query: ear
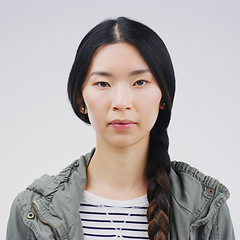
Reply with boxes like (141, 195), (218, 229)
(159, 100), (166, 110)
(76, 95), (88, 114)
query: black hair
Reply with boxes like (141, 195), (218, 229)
(68, 17), (175, 240)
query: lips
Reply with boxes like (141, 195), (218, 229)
(109, 119), (136, 130)
(110, 119), (136, 124)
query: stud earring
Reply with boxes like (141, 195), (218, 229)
(81, 107), (85, 114)
(160, 101), (166, 110)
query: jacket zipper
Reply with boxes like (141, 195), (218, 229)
(30, 202), (59, 240)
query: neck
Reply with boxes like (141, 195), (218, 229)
(85, 137), (149, 200)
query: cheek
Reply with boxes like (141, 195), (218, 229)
(82, 88), (95, 121)
(82, 88), (107, 126)
(142, 87), (162, 106)
(140, 90), (162, 125)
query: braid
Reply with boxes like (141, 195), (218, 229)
(147, 128), (171, 240)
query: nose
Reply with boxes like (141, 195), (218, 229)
(111, 83), (133, 111)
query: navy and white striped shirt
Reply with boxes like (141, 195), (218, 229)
(79, 190), (149, 239)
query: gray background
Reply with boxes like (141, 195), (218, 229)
(1, 0), (239, 238)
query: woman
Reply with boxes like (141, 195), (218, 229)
(7, 17), (235, 239)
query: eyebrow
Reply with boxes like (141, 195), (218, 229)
(129, 69), (151, 76)
(90, 69), (151, 77)
(90, 71), (112, 77)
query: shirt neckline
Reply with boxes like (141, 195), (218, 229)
(83, 190), (148, 207)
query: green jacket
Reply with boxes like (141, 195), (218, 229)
(6, 149), (235, 239)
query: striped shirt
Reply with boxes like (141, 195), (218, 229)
(79, 190), (149, 239)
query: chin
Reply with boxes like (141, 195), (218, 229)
(107, 136), (148, 150)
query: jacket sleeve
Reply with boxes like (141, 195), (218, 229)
(6, 196), (36, 240)
(213, 202), (235, 240)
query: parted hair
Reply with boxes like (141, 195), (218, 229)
(68, 17), (176, 239)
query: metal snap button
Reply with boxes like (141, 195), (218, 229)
(73, 162), (79, 167)
(27, 212), (35, 219)
(207, 188), (214, 195)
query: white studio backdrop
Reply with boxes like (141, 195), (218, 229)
(1, 0), (239, 238)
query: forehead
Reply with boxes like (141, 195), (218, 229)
(88, 43), (149, 73)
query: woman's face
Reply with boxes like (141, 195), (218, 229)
(82, 43), (163, 149)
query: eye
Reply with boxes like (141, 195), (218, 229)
(134, 79), (147, 86)
(95, 81), (110, 88)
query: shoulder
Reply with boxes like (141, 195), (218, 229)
(169, 160), (230, 215)
(11, 149), (93, 213)
(7, 150), (93, 239)
(168, 161), (235, 239)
